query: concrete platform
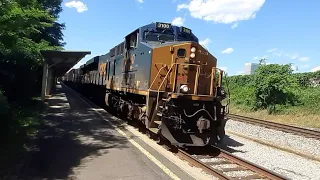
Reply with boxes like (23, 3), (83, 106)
(24, 83), (195, 180)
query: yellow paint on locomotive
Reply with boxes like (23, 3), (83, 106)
(99, 63), (106, 76)
(100, 41), (220, 100)
(150, 42), (218, 97)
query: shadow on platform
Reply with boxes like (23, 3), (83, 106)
(20, 85), (129, 179)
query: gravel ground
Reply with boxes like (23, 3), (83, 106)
(219, 129), (320, 180)
(225, 119), (320, 159)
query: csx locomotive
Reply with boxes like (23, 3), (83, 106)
(63, 22), (228, 147)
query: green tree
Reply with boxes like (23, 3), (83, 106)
(35, 0), (66, 47)
(0, 0), (64, 100)
(253, 63), (299, 113)
(0, 0), (65, 175)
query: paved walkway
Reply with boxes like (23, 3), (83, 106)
(21, 83), (193, 180)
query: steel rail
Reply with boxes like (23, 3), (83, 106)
(177, 148), (287, 180)
(217, 148), (286, 180)
(228, 114), (320, 140)
(177, 149), (230, 180)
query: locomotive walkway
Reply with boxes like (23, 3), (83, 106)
(20, 82), (194, 180)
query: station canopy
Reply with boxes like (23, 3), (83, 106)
(40, 50), (91, 77)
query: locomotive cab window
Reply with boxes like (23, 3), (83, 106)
(177, 33), (198, 42)
(177, 48), (186, 58)
(144, 29), (174, 42)
(130, 34), (137, 48)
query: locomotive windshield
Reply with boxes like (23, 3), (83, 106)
(144, 29), (174, 42)
(177, 33), (198, 42)
(177, 27), (198, 42)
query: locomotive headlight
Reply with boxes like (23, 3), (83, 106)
(191, 47), (196, 53)
(180, 85), (189, 93)
(190, 53), (196, 58)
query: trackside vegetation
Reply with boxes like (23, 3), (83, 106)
(0, 0), (65, 176)
(226, 60), (320, 128)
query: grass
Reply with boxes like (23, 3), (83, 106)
(229, 105), (320, 129)
(228, 86), (320, 129)
(0, 97), (46, 177)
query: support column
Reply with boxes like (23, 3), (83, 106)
(46, 68), (55, 96)
(46, 69), (51, 96)
(41, 61), (49, 101)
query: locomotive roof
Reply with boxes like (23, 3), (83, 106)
(78, 22), (200, 68)
(86, 56), (99, 65)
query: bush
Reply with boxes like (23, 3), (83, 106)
(224, 63), (316, 114)
(253, 63), (299, 113)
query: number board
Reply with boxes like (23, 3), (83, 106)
(156, 22), (171, 29)
(181, 27), (191, 34)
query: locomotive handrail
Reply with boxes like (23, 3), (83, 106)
(153, 63), (225, 111)
(155, 63), (201, 110)
(210, 67), (214, 96)
(148, 64), (168, 91)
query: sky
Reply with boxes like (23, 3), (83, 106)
(59, 0), (320, 76)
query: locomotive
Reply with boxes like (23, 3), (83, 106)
(63, 22), (228, 147)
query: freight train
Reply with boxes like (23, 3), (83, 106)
(63, 22), (229, 147)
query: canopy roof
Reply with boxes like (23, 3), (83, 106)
(40, 50), (91, 77)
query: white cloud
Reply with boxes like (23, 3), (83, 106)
(266, 48), (278, 53)
(231, 22), (239, 29)
(65, 1), (88, 13)
(177, 0), (265, 24)
(301, 64), (310, 69)
(299, 57), (310, 62)
(253, 55), (268, 60)
(172, 17), (185, 26)
(137, 0), (143, 3)
(273, 50), (283, 57)
(221, 48), (234, 54)
(311, 66), (320, 72)
(285, 53), (299, 60)
(266, 48), (310, 62)
(199, 38), (211, 48)
(177, 4), (188, 10)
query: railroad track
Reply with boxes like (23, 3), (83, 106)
(177, 147), (287, 180)
(228, 114), (320, 140)
(64, 85), (288, 179)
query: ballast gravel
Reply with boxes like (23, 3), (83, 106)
(225, 119), (320, 159)
(220, 120), (320, 180)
